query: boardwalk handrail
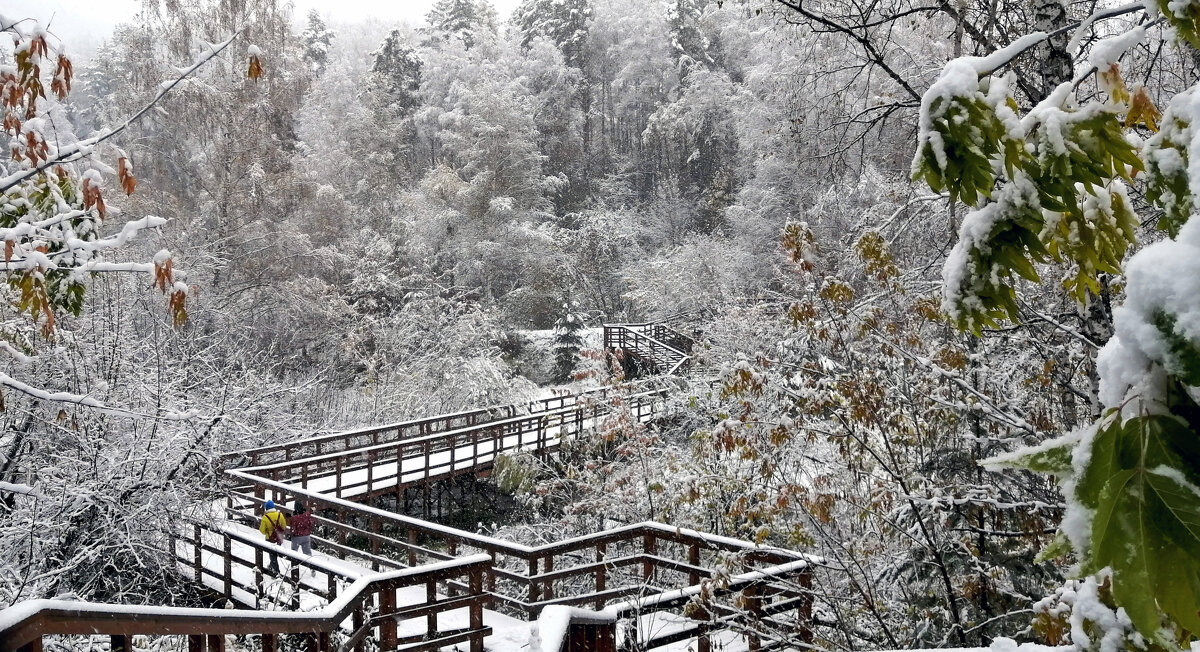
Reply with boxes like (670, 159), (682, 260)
(0, 555), (493, 652)
(604, 324), (692, 376)
(224, 387), (627, 468)
(224, 469), (817, 628)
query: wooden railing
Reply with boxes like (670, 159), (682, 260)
(2, 335), (816, 652)
(224, 388), (623, 469)
(604, 324), (692, 376)
(0, 555), (493, 652)
(222, 472), (815, 638)
(236, 391), (663, 501)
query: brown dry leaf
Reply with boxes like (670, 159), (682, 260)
(247, 55), (263, 82)
(117, 156), (137, 195)
(1125, 85), (1161, 132)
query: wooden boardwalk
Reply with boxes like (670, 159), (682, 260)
(2, 322), (817, 652)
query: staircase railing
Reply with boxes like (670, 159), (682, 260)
(0, 555), (493, 652)
(603, 324), (692, 376)
(222, 471), (816, 641)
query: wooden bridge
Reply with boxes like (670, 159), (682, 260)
(1, 322), (817, 652)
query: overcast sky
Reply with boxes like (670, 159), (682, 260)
(8, 0), (522, 54)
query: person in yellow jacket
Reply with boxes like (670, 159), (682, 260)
(258, 499), (288, 573)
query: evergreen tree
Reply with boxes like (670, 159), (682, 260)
(301, 9), (335, 77)
(513, 0), (592, 71)
(362, 30), (424, 189)
(552, 300), (586, 382)
(667, 0), (717, 75)
(426, 0), (497, 50)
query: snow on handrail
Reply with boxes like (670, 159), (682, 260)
(0, 554), (492, 652)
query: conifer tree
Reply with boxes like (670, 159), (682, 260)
(552, 300), (586, 382)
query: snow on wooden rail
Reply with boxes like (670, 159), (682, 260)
(0, 554), (493, 652)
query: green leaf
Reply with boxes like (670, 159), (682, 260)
(1035, 530), (1073, 563)
(984, 433), (1077, 476)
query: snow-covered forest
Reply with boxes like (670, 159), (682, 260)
(4, 0), (1200, 650)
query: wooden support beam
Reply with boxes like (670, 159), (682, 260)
(642, 534), (656, 581)
(379, 588), (397, 650)
(223, 535), (233, 599)
(470, 566), (485, 652)
(688, 542), (701, 585)
(426, 579), (437, 637)
(207, 634), (226, 652)
(594, 542), (607, 610)
(261, 633), (277, 652)
(193, 524), (203, 583)
(109, 637), (130, 652)
(188, 635), (204, 652)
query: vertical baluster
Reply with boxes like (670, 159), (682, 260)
(261, 633), (277, 652)
(689, 541), (701, 586)
(207, 634), (226, 652)
(223, 534), (233, 599)
(352, 606), (366, 652)
(188, 635), (204, 652)
(799, 567), (814, 645)
(110, 635), (130, 652)
(379, 587), (397, 650)
(744, 583), (761, 652)
(366, 448), (374, 495)
(334, 456), (343, 499)
(642, 534), (656, 582)
(426, 579), (438, 638)
(527, 556), (540, 619)
(544, 555), (555, 600)
(408, 528), (418, 566)
(594, 542), (607, 610)
(193, 523), (203, 583)
(470, 565), (485, 652)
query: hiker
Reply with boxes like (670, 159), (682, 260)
(289, 501), (315, 555)
(258, 499), (288, 573)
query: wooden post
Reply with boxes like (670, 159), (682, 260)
(352, 607), (366, 652)
(188, 635), (204, 652)
(744, 584), (761, 652)
(16, 638), (43, 652)
(110, 636), (130, 652)
(527, 556), (540, 619)
(544, 555), (555, 600)
(366, 449), (374, 494)
(595, 542), (607, 610)
(317, 632), (332, 652)
(193, 523), (203, 582)
(223, 534), (233, 599)
(799, 567), (814, 645)
(261, 633), (277, 652)
(207, 634), (226, 652)
(470, 566), (485, 652)
(407, 528), (418, 566)
(688, 541), (701, 585)
(427, 579), (438, 636)
(698, 622), (711, 652)
(642, 534), (656, 582)
(334, 457), (343, 498)
(337, 508), (347, 547)
(488, 552), (498, 596)
(291, 562), (302, 610)
(379, 588), (398, 650)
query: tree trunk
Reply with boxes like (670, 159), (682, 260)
(1032, 0), (1072, 102)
